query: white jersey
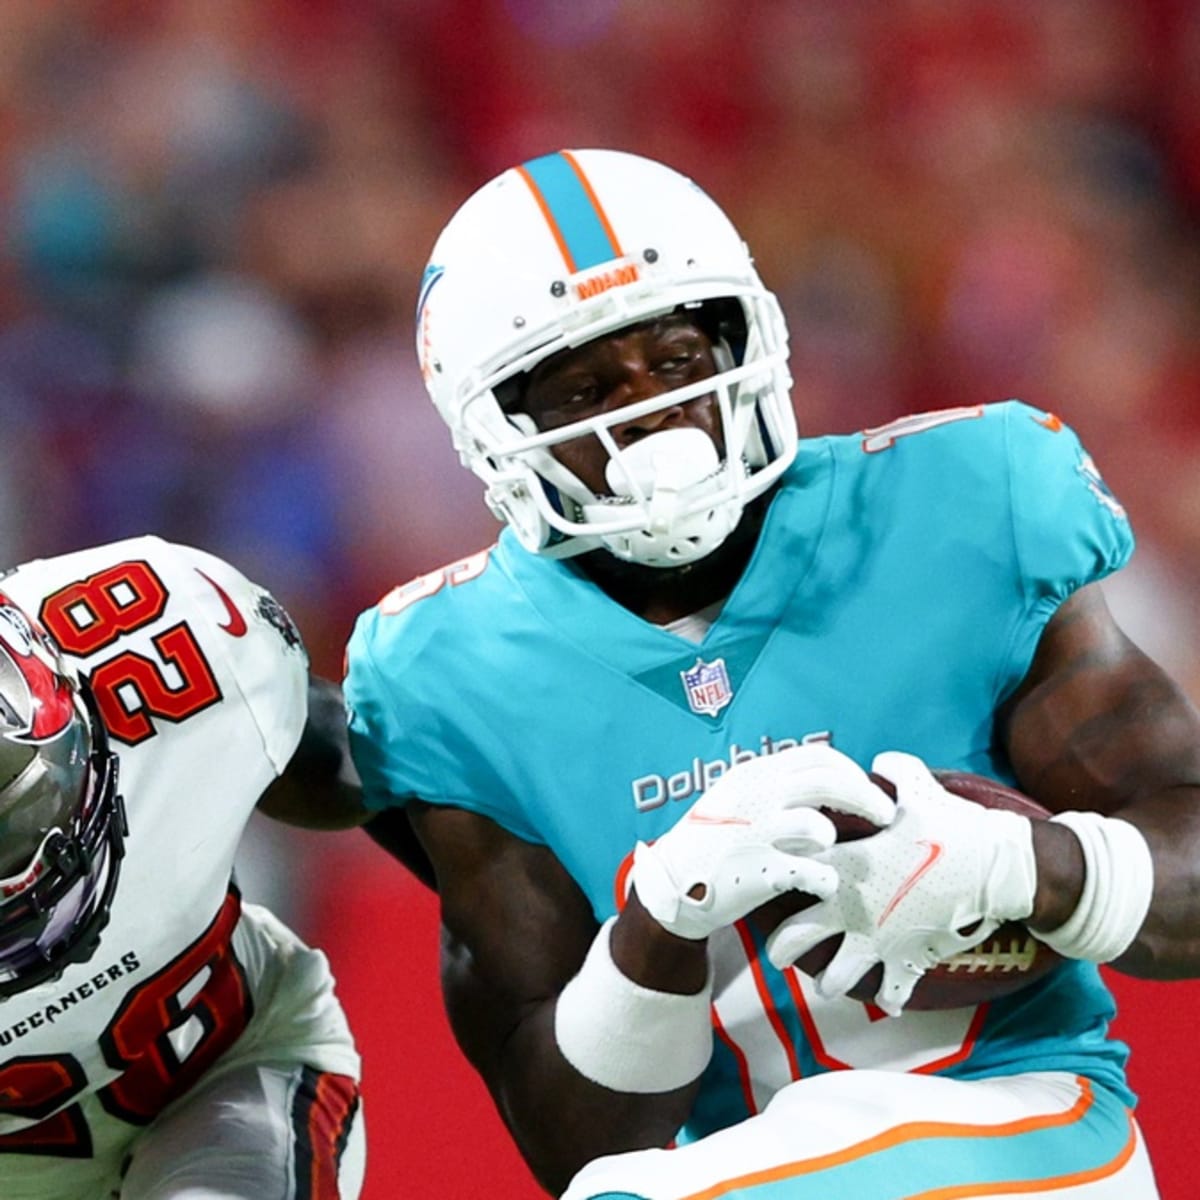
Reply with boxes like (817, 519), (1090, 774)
(0, 537), (360, 1194)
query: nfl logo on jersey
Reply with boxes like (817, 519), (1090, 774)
(680, 657), (733, 717)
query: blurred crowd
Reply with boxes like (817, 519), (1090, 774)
(2, 8), (1198, 1193)
(1, 0), (1198, 725)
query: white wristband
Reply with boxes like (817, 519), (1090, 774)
(554, 918), (713, 1094)
(1038, 811), (1154, 963)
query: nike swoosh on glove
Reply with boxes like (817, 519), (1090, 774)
(765, 751), (1038, 1017)
(631, 743), (895, 941)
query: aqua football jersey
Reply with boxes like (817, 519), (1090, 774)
(345, 400), (1137, 1142)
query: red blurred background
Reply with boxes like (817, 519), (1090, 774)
(2, 1), (1197, 1195)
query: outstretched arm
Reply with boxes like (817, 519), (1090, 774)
(1002, 581), (1200, 977)
(258, 675), (438, 887)
(258, 675), (369, 829)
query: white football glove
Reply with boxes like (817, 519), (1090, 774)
(765, 752), (1038, 1017)
(631, 743), (895, 941)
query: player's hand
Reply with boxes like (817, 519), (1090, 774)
(631, 743), (895, 941)
(765, 752), (1038, 1017)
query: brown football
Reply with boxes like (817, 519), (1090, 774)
(745, 769), (1065, 1010)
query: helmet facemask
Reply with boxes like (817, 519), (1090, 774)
(459, 292), (794, 568)
(0, 599), (125, 996)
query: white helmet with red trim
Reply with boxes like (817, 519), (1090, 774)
(416, 148), (796, 566)
(0, 592), (124, 996)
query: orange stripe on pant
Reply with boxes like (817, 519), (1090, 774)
(675, 1077), (1118, 1200)
(910, 1122), (1137, 1199)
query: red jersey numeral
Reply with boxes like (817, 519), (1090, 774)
(0, 1057), (91, 1158)
(0, 892), (253, 1155)
(99, 891), (252, 1124)
(39, 560), (221, 746)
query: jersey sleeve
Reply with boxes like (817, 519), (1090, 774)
(1001, 401), (1134, 680)
(176, 543), (310, 773)
(343, 609), (434, 810)
(343, 604), (545, 843)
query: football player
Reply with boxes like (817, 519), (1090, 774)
(341, 149), (1200, 1197)
(0, 536), (364, 1199)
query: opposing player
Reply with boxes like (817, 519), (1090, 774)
(0, 536), (364, 1199)
(344, 149), (1200, 1197)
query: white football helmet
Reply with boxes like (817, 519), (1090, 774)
(0, 592), (124, 996)
(416, 148), (797, 566)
